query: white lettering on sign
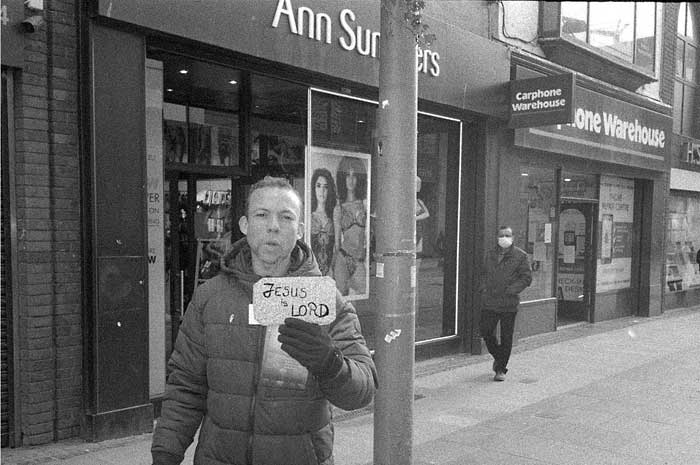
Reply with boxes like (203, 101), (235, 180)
(271, 0), (441, 76)
(252, 276), (337, 325)
(512, 86), (567, 112)
(556, 107), (665, 149)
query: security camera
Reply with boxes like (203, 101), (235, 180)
(20, 15), (44, 33)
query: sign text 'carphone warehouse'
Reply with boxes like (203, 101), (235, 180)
(271, 0), (441, 76)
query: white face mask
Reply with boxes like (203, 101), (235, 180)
(498, 236), (513, 249)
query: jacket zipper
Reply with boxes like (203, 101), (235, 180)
(246, 325), (266, 464)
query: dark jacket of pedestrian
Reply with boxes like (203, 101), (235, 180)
(151, 238), (377, 465)
(481, 245), (533, 312)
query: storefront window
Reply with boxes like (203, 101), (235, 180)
(309, 90), (460, 346)
(516, 165), (557, 301)
(666, 194), (700, 292)
(158, 55), (242, 167)
(560, 2), (656, 72)
(415, 114), (460, 341)
(251, 75), (307, 179)
(597, 175), (634, 292)
(311, 92), (375, 153)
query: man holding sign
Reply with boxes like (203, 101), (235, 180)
(152, 177), (377, 465)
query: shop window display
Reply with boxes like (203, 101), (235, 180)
(666, 194), (700, 292)
(597, 175), (634, 292)
(251, 75), (307, 178)
(309, 90), (460, 344)
(515, 165), (557, 302)
(159, 55), (241, 167)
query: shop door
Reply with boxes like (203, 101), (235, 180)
(164, 173), (242, 358)
(557, 201), (597, 325)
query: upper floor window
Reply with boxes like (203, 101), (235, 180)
(561, 2), (656, 72)
(676, 2), (697, 83)
(674, 3), (698, 136)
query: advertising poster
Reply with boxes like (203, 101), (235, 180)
(557, 261), (585, 301)
(306, 147), (371, 300)
(558, 208), (586, 301)
(596, 176), (634, 293)
(146, 60), (166, 397)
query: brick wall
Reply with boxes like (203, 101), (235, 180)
(660, 3), (679, 107)
(14, 0), (82, 445)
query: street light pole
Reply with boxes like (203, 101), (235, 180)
(373, 1), (418, 464)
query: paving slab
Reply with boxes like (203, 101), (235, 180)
(2, 306), (699, 465)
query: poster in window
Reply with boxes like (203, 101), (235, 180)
(163, 119), (188, 163)
(597, 176), (634, 292)
(600, 214), (613, 264)
(305, 147), (371, 301)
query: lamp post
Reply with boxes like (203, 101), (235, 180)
(373, 1), (418, 463)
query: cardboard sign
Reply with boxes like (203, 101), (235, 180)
(252, 276), (336, 326)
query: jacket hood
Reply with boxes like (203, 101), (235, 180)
(220, 237), (321, 286)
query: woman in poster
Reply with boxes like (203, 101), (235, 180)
(333, 156), (368, 296)
(310, 168), (337, 276)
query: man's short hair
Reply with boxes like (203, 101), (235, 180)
(498, 225), (512, 232)
(246, 176), (303, 217)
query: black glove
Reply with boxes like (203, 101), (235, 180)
(278, 317), (344, 381)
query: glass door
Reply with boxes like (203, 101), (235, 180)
(165, 174), (234, 355)
(557, 201), (597, 325)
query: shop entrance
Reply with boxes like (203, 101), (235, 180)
(164, 172), (244, 358)
(556, 200), (597, 326)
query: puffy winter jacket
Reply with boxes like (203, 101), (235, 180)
(480, 245), (532, 312)
(152, 239), (377, 465)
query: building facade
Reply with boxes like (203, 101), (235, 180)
(1, 0), (698, 446)
(664, 2), (700, 309)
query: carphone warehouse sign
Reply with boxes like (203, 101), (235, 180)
(515, 84), (671, 171)
(509, 73), (575, 128)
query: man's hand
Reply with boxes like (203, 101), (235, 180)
(278, 317), (344, 381)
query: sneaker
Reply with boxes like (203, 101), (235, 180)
(493, 371), (506, 382)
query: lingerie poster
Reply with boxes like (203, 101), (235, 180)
(306, 147), (371, 300)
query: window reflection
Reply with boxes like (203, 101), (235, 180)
(309, 92), (460, 346)
(156, 53), (242, 168)
(675, 2), (698, 137)
(311, 93), (375, 153)
(685, 43), (697, 82)
(561, 2), (588, 41)
(677, 38), (686, 77)
(560, 2), (656, 72)
(665, 195), (700, 292)
(589, 2), (634, 62)
(516, 165), (557, 302)
(251, 75), (307, 178)
(687, 3), (696, 40)
(635, 2), (656, 71)
(678, 2), (687, 35)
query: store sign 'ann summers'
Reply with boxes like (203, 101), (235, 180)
(271, 0), (441, 77)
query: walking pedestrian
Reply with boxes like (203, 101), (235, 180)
(479, 225), (532, 382)
(151, 176), (377, 465)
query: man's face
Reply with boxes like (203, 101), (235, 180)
(239, 187), (303, 273)
(497, 228), (513, 240)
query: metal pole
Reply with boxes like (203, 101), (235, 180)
(373, 1), (417, 464)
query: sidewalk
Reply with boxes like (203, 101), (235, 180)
(3, 306), (700, 465)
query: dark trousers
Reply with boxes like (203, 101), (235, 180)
(479, 309), (517, 373)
